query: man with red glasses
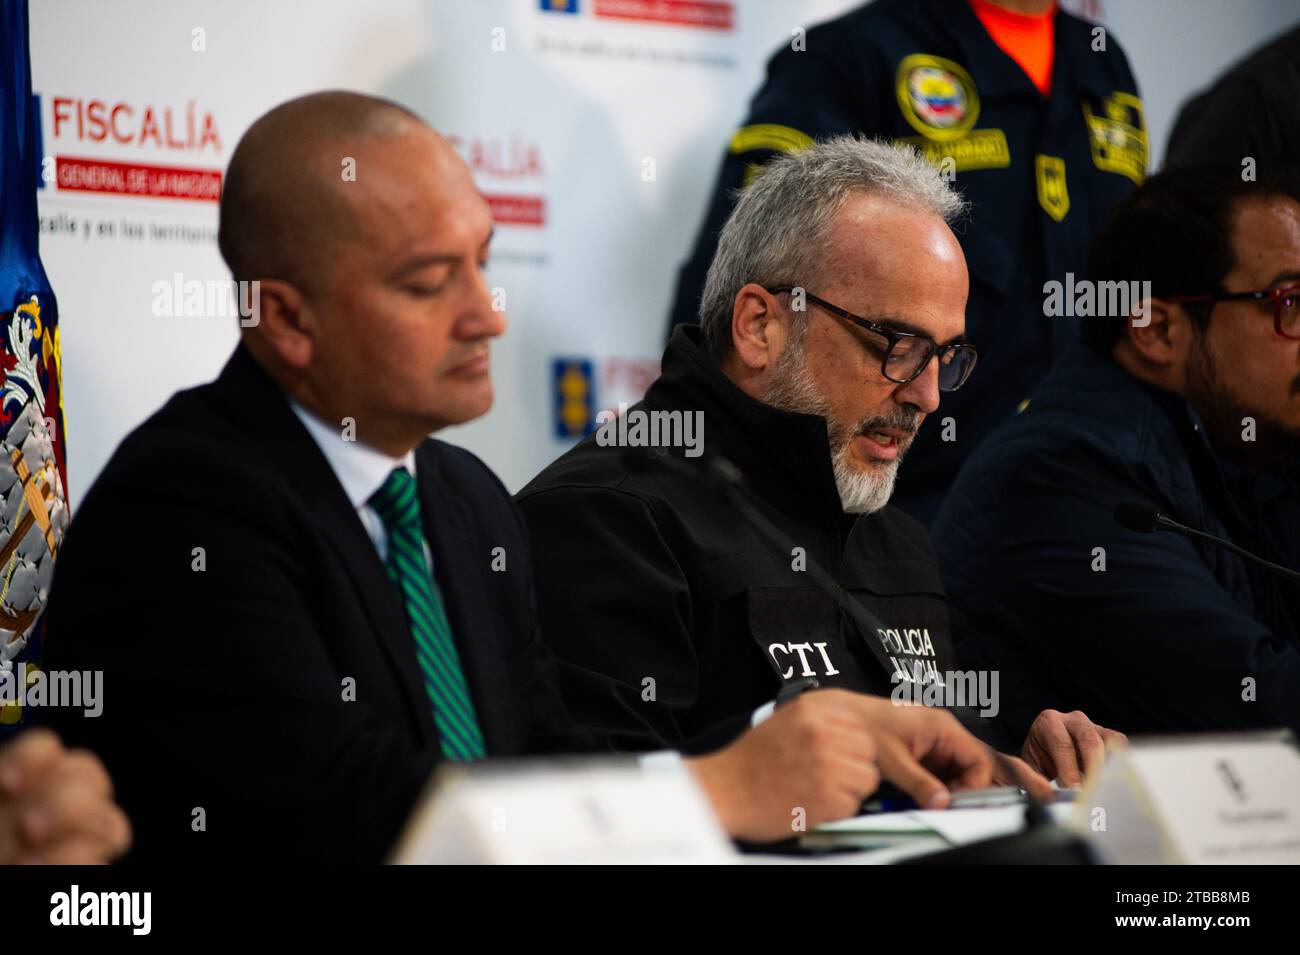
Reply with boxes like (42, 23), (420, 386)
(519, 137), (1119, 786)
(933, 164), (1300, 741)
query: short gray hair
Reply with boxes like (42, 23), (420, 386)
(698, 136), (967, 362)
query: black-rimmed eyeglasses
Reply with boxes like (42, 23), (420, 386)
(766, 286), (978, 392)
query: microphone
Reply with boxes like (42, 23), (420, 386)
(1114, 501), (1300, 583)
(1112, 500), (1161, 534)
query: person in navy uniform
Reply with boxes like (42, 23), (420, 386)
(666, 0), (1145, 524)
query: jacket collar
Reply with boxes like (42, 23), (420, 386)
(210, 344), (442, 748)
(1173, 390), (1299, 513)
(1040, 345), (1299, 517)
(927, 0), (1113, 102)
(289, 400), (416, 510)
(645, 326), (847, 522)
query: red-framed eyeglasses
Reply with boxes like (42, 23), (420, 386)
(1166, 283), (1300, 339)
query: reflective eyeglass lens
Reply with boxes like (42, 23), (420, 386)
(884, 336), (929, 380)
(1280, 291), (1300, 338)
(938, 347), (976, 392)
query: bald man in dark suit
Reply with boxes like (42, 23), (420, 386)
(45, 92), (999, 862)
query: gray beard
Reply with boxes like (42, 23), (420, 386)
(761, 342), (905, 514)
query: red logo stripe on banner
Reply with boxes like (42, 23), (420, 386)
(484, 194), (546, 226)
(594, 0), (734, 30)
(55, 156), (222, 202)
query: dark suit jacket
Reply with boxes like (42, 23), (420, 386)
(932, 345), (1300, 742)
(43, 345), (587, 863)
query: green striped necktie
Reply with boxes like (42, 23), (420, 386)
(368, 466), (486, 761)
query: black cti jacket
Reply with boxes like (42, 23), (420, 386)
(517, 327), (966, 754)
(932, 344), (1300, 742)
(43, 345), (589, 863)
(665, 0), (1143, 524)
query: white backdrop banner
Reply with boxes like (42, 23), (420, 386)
(28, 0), (1299, 502)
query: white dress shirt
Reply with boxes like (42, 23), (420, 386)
(289, 401), (695, 770)
(289, 401), (431, 570)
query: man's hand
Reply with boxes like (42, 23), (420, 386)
(686, 690), (880, 842)
(857, 697), (1008, 807)
(0, 728), (131, 864)
(687, 690), (1018, 842)
(989, 753), (1056, 800)
(1021, 709), (1127, 787)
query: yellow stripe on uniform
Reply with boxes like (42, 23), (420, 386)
(729, 123), (815, 156)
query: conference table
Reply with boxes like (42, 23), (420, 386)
(749, 801), (1078, 864)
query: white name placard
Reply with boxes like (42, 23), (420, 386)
(390, 755), (737, 865)
(1072, 730), (1300, 864)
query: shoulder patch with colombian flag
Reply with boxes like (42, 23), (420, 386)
(895, 54), (980, 140)
(894, 53), (1009, 173)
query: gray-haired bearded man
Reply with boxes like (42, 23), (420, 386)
(519, 137), (1123, 788)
